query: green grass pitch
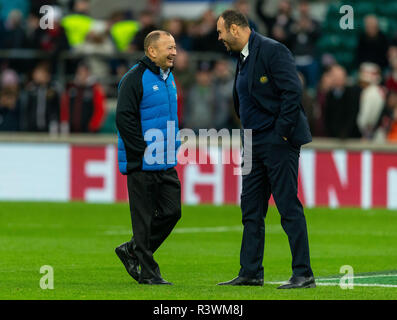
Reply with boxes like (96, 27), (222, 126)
(1, 202), (397, 300)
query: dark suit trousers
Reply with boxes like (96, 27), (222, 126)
(239, 131), (313, 279)
(126, 168), (181, 280)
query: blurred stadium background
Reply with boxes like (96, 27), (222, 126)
(1, 0), (397, 299)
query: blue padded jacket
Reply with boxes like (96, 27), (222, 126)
(116, 56), (180, 174)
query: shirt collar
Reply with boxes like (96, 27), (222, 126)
(241, 40), (249, 60)
(160, 68), (170, 80)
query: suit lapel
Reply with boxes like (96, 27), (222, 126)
(232, 61), (240, 117)
(247, 46), (259, 94)
(247, 31), (260, 95)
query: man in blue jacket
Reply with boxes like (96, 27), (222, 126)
(115, 30), (181, 285)
(216, 10), (315, 289)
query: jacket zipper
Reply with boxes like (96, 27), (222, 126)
(164, 76), (172, 121)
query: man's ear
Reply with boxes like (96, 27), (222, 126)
(148, 46), (157, 58)
(230, 24), (238, 37)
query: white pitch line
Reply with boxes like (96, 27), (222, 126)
(104, 225), (245, 235)
(316, 283), (397, 288)
(318, 274), (397, 281)
(265, 279), (397, 288)
(102, 225), (397, 237)
(173, 226), (243, 233)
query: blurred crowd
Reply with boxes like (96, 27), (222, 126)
(1, 0), (397, 143)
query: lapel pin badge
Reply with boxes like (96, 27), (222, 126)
(260, 75), (268, 84)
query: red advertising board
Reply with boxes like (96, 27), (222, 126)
(68, 145), (397, 208)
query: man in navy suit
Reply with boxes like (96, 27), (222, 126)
(216, 10), (315, 289)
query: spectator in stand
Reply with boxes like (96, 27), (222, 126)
(192, 9), (225, 53)
(172, 49), (196, 125)
(24, 12), (44, 50)
(60, 62), (106, 133)
(75, 20), (115, 80)
(388, 34), (397, 63)
(20, 62), (60, 133)
(386, 55), (397, 92)
(234, 0), (258, 31)
(0, 10), (26, 49)
(0, 9), (31, 72)
(289, 0), (321, 89)
(0, 69), (21, 131)
(25, 6), (68, 51)
(298, 71), (316, 135)
(129, 10), (157, 53)
(61, 0), (93, 48)
(172, 49), (195, 92)
(356, 62), (386, 139)
(385, 91), (397, 142)
(109, 11), (140, 52)
(108, 61), (129, 99)
(255, 0), (294, 49)
(373, 90), (397, 143)
(183, 61), (214, 132)
(164, 18), (192, 51)
(37, 6), (69, 55)
(70, 0), (90, 15)
(23, 12), (46, 72)
(0, 0), (29, 21)
(314, 68), (334, 137)
(356, 15), (389, 71)
(211, 59), (235, 130)
(324, 64), (361, 139)
(25, 7), (70, 73)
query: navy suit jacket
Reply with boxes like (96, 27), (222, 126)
(232, 30), (312, 146)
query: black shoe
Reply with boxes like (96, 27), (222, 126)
(217, 276), (263, 286)
(115, 242), (140, 281)
(277, 276), (316, 289)
(139, 277), (173, 285)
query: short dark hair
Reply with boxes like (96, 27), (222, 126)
(220, 9), (249, 31)
(144, 30), (172, 54)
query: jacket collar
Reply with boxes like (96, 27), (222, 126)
(140, 55), (160, 74)
(248, 30), (260, 52)
(140, 55), (174, 75)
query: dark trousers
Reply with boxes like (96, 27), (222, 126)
(239, 132), (313, 279)
(126, 167), (181, 280)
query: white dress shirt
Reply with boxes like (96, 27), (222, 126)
(160, 68), (170, 81)
(240, 41), (249, 62)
